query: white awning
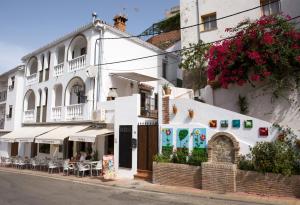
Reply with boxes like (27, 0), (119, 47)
(35, 125), (90, 144)
(110, 72), (158, 82)
(0, 126), (57, 143)
(69, 129), (113, 143)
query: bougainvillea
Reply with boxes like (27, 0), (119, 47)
(206, 15), (300, 96)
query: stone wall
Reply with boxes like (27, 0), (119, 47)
(202, 162), (237, 193)
(237, 170), (300, 198)
(153, 162), (202, 188)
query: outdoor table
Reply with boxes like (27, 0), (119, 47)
(82, 161), (98, 177)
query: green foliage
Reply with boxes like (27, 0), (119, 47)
(237, 95), (249, 114)
(179, 41), (209, 90)
(156, 13), (180, 33)
(238, 125), (300, 176)
(178, 129), (188, 141)
(171, 148), (189, 164)
(162, 146), (173, 156)
(187, 148), (208, 166)
(153, 153), (171, 163)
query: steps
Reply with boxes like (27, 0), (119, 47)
(134, 170), (152, 181)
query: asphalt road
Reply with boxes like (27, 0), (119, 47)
(0, 171), (269, 205)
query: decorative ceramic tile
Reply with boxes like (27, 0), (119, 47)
(209, 120), (217, 128)
(220, 120), (228, 128)
(192, 128), (206, 149)
(161, 128), (173, 154)
(259, 127), (269, 137)
(176, 128), (189, 148)
(244, 120), (253, 128)
(232, 120), (240, 128)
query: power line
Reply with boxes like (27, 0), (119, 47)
(97, 15), (300, 67)
(100, 0), (280, 40)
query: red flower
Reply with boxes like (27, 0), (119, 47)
(263, 32), (274, 45)
(263, 71), (271, 77)
(296, 56), (300, 63)
(251, 74), (260, 81)
(248, 51), (261, 60)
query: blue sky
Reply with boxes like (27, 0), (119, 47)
(0, 0), (178, 73)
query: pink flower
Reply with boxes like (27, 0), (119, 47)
(263, 71), (271, 77)
(251, 74), (260, 81)
(296, 56), (300, 63)
(248, 51), (261, 60)
(263, 32), (274, 45)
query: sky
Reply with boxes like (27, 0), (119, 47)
(0, 0), (178, 73)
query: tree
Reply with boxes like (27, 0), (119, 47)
(206, 15), (300, 96)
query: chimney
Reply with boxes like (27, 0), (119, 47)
(113, 14), (128, 32)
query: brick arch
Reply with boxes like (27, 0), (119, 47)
(207, 132), (240, 164)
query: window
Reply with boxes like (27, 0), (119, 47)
(39, 144), (50, 154)
(162, 60), (167, 79)
(261, 0), (280, 16)
(9, 76), (15, 90)
(7, 105), (12, 118)
(201, 13), (217, 31)
(80, 47), (87, 56)
(45, 52), (50, 81)
(59, 145), (63, 153)
(39, 55), (44, 83)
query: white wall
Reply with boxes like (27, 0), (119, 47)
(166, 98), (278, 154)
(37, 144), (63, 159)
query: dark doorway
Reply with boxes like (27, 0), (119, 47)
(66, 141), (74, 159)
(105, 135), (114, 155)
(119, 125), (132, 168)
(137, 125), (158, 171)
(11, 142), (18, 156)
(31, 143), (37, 158)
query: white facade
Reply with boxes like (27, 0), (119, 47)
(180, 0), (300, 135)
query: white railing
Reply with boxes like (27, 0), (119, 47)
(26, 73), (38, 86)
(54, 63), (64, 77)
(68, 55), (86, 72)
(51, 106), (63, 121)
(66, 104), (85, 120)
(23, 109), (35, 123)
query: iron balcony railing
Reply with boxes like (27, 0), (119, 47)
(140, 96), (158, 119)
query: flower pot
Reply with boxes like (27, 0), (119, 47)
(172, 105), (178, 115)
(188, 110), (194, 119)
(164, 87), (172, 95)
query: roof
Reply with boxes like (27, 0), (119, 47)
(110, 72), (159, 82)
(22, 20), (177, 61)
(0, 65), (24, 78)
(147, 30), (181, 50)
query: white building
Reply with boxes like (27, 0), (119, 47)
(0, 14), (179, 179)
(180, 0), (300, 134)
(0, 66), (25, 157)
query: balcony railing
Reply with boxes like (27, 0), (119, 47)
(52, 106), (63, 121)
(0, 118), (4, 129)
(54, 63), (64, 77)
(65, 103), (85, 120)
(23, 109), (35, 123)
(68, 55), (86, 72)
(26, 73), (38, 86)
(140, 96), (158, 119)
(0, 91), (7, 102)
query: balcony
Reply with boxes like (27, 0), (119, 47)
(54, 63), (64, 77)
(26, 73), (38, 86)
(68, 55), (86, 72)
(23, 109), (35, 123)
(140, 96), (158, 119)
(51, 106), (63, 121)
(0, 91), (7, 103)
(65, 103), (85, 121)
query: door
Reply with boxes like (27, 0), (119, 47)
(11, 142), (18, 156)
(67, 141), (74, 159)
(119, 125), (132, 168)
(137, 125), (158, 171)
(31, 143), (37, 158)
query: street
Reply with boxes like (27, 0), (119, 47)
(0, 171), (272, 205)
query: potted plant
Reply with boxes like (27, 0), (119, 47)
(163, 83), (172, 95)
(172, 104), (178, 115)
(188, 109), (194, 119)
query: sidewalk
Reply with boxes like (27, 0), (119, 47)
(0, 167), (299, 205)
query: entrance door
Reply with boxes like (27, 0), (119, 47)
(31, 143), (37, 158)
(67, 141), (74, 159)
(137, 125), (158, 171)
(119, 125), (132, 168)
(11, 142), (18, 156)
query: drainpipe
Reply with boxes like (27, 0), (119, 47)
(196, 0), (200, 42)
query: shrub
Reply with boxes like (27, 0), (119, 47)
(153, 153), (171, 163)
(187, 148), (208, 166)
(238, 154), (254, 171)
(171, 148), (189, 164)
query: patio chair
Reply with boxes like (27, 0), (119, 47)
(63, 161), (75, 176)
(3, 158), (12, 167)
(12, 158), (19, 168)
(18, 159), (26, 169)
(48, 161), (60, 174)
(30, 159), (40, 170)
(77, 163), (90, 177)
(91, 160), (102, 176)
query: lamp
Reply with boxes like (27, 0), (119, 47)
(73, 82), (83, 96)
(107, 88), (118, 101)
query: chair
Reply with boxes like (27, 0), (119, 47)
(3, 158), (12, 167)
(77, 163), (90, 177)
(48, 161), (60, 174)
(63, 161), (75, 176)
(91, 160), (102, 176)
(12, 158), (19, 168)
(30, 159), (40, 170)
(18, 159), (26, 169)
